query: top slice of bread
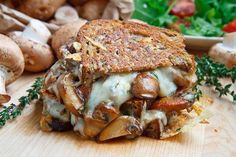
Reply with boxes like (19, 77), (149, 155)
(77, 20), (195, 79)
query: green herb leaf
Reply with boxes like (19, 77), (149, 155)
(0, 77), (44, 127)
(194, 56), (236, 102)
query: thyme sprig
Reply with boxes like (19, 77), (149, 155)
(194, 56), (236, 101)
(0, 77), (44, 127)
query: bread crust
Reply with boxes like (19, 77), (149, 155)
(77, 20), (195, 80)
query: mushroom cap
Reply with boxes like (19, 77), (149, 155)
(209, 43), (236, 68)
(54, 5), (79, 25)
(8, 31), (55, 72)
(0, 34), (24, 84)
(68, 0), (88, 6)
(78, 0), (109, 20)
(51, 20), (87, 55)
(18, 0), (66, 21)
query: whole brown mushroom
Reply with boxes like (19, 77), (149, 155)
(77, 0), (109, 20)
(0, 34), (24, 104)
(8, 20), (55, 72)
(51, 20), (87, 58)
(68, 0), (88, 6)
(16, 0), (66, 21)
(209, 32), (236, 68)
(51, 5), (79, 26)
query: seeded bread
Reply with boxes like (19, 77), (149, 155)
(76, 20), (195, 79)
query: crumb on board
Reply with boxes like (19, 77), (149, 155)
(200, 119), (209, 124)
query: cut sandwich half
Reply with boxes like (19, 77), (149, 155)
(40, 20), (204, 141)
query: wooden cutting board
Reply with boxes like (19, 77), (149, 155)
(0, 73), (236, 157)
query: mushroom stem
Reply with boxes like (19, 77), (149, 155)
(0, 69), (10, 104)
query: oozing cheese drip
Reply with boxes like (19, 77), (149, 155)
(86, 73), (138, 114)
(43, 96), (70, 122)
(86, 67), (179, 114)
(151, 67), (177, 97)
(141, 110), (167, 133)
(71, 114), (86, 136)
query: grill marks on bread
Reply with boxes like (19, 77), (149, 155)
(77, 20), (195, 79)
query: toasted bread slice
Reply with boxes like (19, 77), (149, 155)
(77, 20), (195, 79)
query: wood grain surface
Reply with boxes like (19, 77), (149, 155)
(0, 73), (235, 157)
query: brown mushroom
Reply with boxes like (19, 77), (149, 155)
(0, 34), (24, 104)
(132, 73), (160, 99)
(57, 74), (84, 116)
(209, 32), (236, 68)
(83, 102), (119, 138)
(8, 20), (55, 72)
(143, 119), (160, 139)
(57, 38), (80, 59)
(92, 102), (119, 123)
(16, 0), (66, 21)
(98, 116), (143, 141)
(120, 99), (145, 119)
(40, 114), (72, 132)
(51, 5), (79, 26)
(149, 93), (195, 112)
(41, 90), (72, 131)
(83, 116), (107, 138)
(68, 0), (88, 6)
(141, 109), (167, 139)
(51, 20), (87, 57)
(77, 0), (109, 20)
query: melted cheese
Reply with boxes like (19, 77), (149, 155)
(151, 67), (177, 97)
(71, 114), (86, 136)
(86, 73), (137, 114)
(43, 96), (70, 122)
(86, 67), (183, 114)
(141, 110), (167, 132)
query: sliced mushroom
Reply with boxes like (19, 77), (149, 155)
(49, 117), (73, 131)
(98, 116), (143, 141)
(0, 34), (24, 104)
(71, 114), (88, 138)
(141, 109), (167, 139)
(40, 114), (53, 132)
(57, 74), (84, 116)
(83, 102), (119, 138)
(40, 114), (72, 132)
(51, 20), (87, 57)
(58, 38), (82, 59)
(92, 101), (119, 123)
(8, 20), (55, 72)
(120, 99), (145, 119)
(149, 93), (195, 112)
(143, 119), (160, 139)
(41, 90), (71, 123)
(132, 73), (160, 99)
(83, 116), (107, 138)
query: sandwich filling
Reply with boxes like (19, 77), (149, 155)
(40, 57), (196, 140)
